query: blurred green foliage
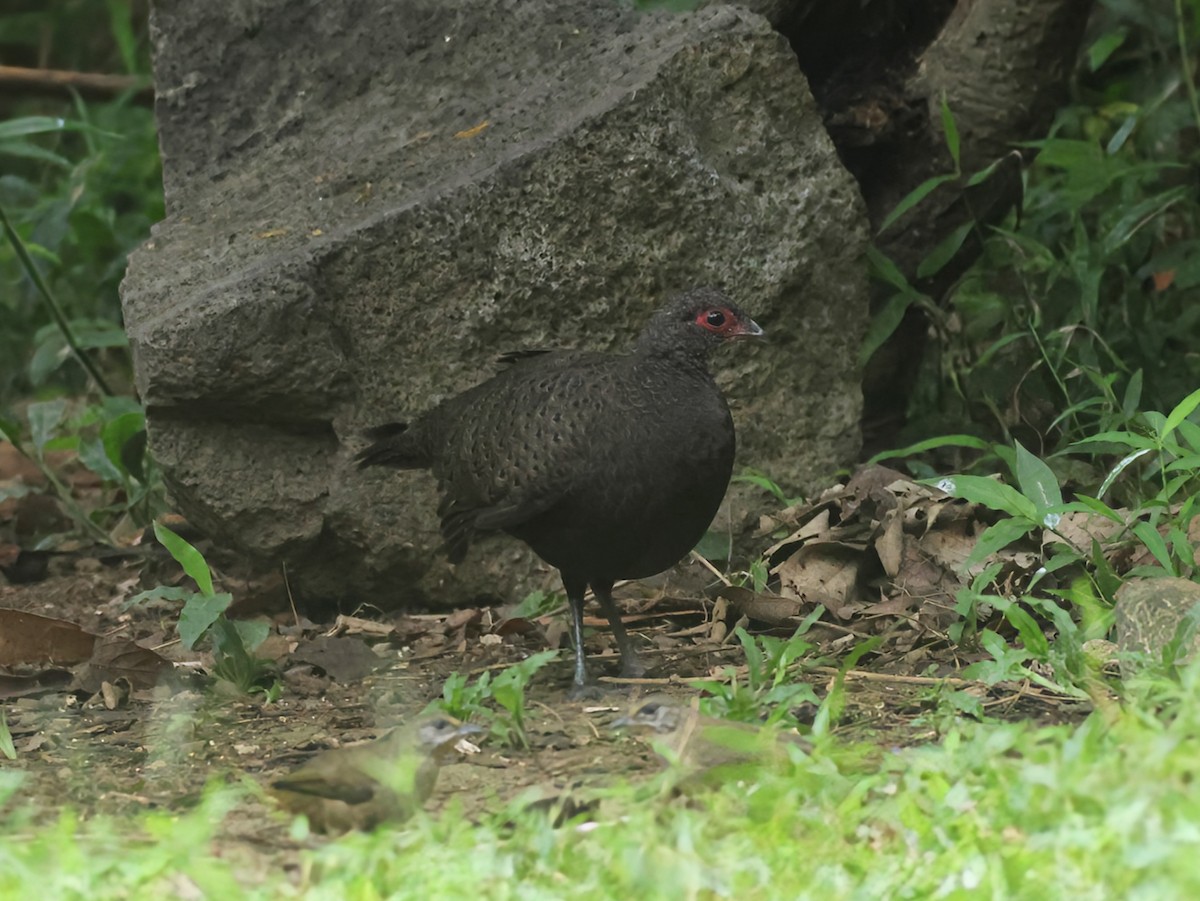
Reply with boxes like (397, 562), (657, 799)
(0, 1), (164, 539)
(899, 0), (1200, 458)
(0, 0), (160, 404)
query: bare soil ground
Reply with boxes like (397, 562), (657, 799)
(0, 543), (1087, 872)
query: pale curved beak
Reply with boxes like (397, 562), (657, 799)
(731, 318), (765, 340)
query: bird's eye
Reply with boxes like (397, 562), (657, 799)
(640, 703), (661, 715)
(705, 310), (727, 328)
(431, 718), (451, 730)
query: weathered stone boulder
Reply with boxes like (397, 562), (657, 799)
(1115, 577), (1200, 673)
(121, 0), (869, 605)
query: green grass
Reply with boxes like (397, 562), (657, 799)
(6, 667), (1200, 898)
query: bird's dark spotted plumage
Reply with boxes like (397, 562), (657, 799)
(356, 287), (764, 692)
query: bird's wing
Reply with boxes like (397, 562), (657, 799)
(272, 769), (377, 805)
(429, 352), (622, 555)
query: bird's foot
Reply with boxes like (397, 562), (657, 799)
(568, 682), (607, 702)
(619, 658), (647, 679)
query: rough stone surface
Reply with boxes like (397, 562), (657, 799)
(1115, 577), (1200, 673)
(121, 0), (869, 605)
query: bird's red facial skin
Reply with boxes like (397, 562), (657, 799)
(695, 307), (754, 338)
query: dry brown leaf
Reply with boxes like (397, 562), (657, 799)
(331, 614), (396, 638)
(715, 585), (806, 626)
(0, 608), (96, 667)
(1052, 510), (1125, 555)
(889, 531), (966, 620)
(763, 508), (834, 561)
(707, 595), (729, 642)
(918, 519), (977, 574)
(99, 679), (131, 709)
(72, 636), (172, 692)
(775, 542), (865, 619)
(444, 608), (482, 632)
(861, 595), (917, 618)
(875, 508), (905, 577)
(840, 464), (911, 519)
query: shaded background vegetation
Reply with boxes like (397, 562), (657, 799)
(1, 0), (1197, 547)
(1, 0), (157, 404)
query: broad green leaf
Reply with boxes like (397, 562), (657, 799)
(0, 416), (22, 446)
(916, 221), (974, 279)
(963, 517), (1036, 571)
(178, 593), (232, 650)
(929, 474), (1038, 519)
(0, 140), (71, 168)
(1165, 454), (1200, 473)
(230, 619), (269, 654)
(1169, 527), (1194, 573)
(1067, 495), (1125, 524)
(1091, 539), (1123, 603)
(154, 522), (215, 596)
(877, 174), (957, 234)
(694, 529), (731, 563)
(1122, 370), (1143, 420)
(737, 628), (764, 685)
(1162, 472), (1195, 500)
(866, 245), (915, 292)
(965, 153), (1016, 188)
(1087, 27), (1127, 70)
(859, 291), (915, 367)
(1105, 114), (1137, 155)
(1065, 431), (1156, 451)
(102, 412), (146, 477)
(1098, 448), (1154, 498)
(1131, 521), (1176, 576)
(509, 590), (562, 620)
(210, 617), (269, 690)
(1103, 186), (1190, 256)
(27, 399), (67, 454)
(77, 437), (122, 484)
(1032, 138), (1105, 171)
(1162, 386), (1200, 440)
(1144, 411), (1167, 435)
(1001, 603), (1049, 659)
(868, 434), (990, 465)
(27, 333), (71, 386)
(1027, 546), (1083, 592)
(939, 95), (961, 168)
(1013, 441), (1063, 515)
(1177, 420), (1200, 452)
(0, 116), (70, 140)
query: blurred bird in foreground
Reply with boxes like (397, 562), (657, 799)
(612, 695), (811, 782)
(271, 714), (483, 833)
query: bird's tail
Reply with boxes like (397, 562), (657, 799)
(354, 422), (429, 469)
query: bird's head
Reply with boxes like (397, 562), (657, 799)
(635, 287), (764, 361)
(414, 714), (485, 761)
(612, 695), (690, 736)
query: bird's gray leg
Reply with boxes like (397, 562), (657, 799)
(562, 574), (593, 695)
(592, 579), (645, 678)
